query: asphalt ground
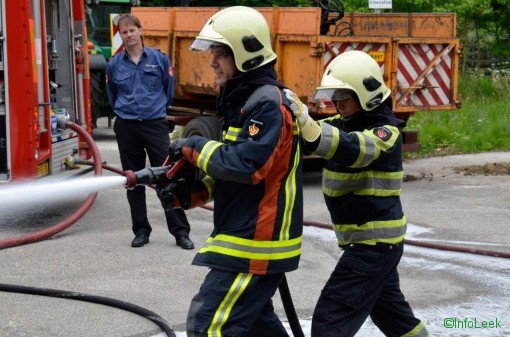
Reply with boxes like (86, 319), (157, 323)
(1, 118), (509, 337)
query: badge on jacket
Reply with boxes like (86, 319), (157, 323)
(248, 119), (264, 138)
(373, 126), (392, 141)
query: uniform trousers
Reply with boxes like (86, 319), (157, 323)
(187, 269), (289, 337)
(312, 243), (429, 337)
(113, 117), (190, 238)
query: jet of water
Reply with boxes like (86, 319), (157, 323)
(0, 176), (127, 211)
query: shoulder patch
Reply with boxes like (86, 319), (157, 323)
(248, 119), (264, 138)
(373, 126), (392, 141)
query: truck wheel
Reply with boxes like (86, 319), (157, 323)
(182, 116), (221, 141)
(90, 71), (103, 128)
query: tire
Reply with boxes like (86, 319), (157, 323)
(182, 116), (221, 141)
(90, 71), (104, 128)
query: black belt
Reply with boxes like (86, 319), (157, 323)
(118, 117), (165, 123)
(341, 242), (403, 252)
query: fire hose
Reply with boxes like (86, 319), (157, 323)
(0, 117), (177, 337)
(2, 118), (509, 337)
(0, 117), (102, 250)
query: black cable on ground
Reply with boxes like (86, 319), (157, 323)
(0, 283), (176, 337)
(279, 275), (305, 337)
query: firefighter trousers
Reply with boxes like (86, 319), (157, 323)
(186, 269), (289, 337)
(311, 243), (429, 337)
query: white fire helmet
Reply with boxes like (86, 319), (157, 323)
(189, 6), (277, 72)
(313, 50), (391, 111)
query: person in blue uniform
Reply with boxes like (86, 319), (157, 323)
(285, 50), (430, 337)
(106, 14), (194, 250)
(157, 6), (303, 337)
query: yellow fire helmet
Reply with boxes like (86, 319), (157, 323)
(313, 50), (391, 111)
(189, 6), (276, 72)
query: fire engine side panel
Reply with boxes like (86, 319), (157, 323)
(0, 0), (7, 180)
(4, 0), (40, 181)
(1, 0), (92, 182)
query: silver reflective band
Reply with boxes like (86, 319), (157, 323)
(189, 39), (214, 52)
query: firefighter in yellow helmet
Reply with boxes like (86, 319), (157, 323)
(284, 50), (430, 337)
(157, 6), (303, 337)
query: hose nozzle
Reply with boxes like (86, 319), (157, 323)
(123, 166), (172, 189)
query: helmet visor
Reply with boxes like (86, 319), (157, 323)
(313, 89), (353, 102)
(189, 39), (215, 53)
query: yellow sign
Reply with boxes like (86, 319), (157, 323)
(36, 162), (49, 177)
(369, 51), (385, 62)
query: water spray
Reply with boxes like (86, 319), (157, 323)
(0, 117), (103, 250)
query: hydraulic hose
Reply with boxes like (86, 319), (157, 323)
(0, 120), (102, 250)
(0, 283), (176, 337)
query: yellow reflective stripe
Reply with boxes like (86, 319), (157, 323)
(364, 125), (399, 152)
(225, 126), (242, 142)
(199, 234), (302, 260)
(315, 122), (339, 160)
(402, 321), (429, 337)
(208, 273), (252, 337)
(280, 143), (300, 240)
(293, 121), (299, 135)
(197, 140), (223, 172)
(352, 132), (379, 168)
(323, 170), (403, 197)
(334, 217), (407, 245)
(202, 175), (215, 202)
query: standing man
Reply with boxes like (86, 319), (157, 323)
(106, 14), (194, 250)
(158, 6), (303, 337)
(285, 50), (429, 337)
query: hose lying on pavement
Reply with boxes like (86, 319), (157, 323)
(0, 283), (176, 337)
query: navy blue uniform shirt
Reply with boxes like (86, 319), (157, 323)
(106, 46), (174, 120)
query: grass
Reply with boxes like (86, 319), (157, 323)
(405, 72), (510, 158)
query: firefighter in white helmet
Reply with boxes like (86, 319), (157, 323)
(157, 6), (303, 337)
(285, 50), (430, 337)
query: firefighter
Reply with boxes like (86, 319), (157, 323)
(156, 6), (303, 337)
(284, 50), (430, 337)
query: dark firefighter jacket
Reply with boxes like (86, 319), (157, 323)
(305, 101), (407, 246)
(181, 64), (303, 275)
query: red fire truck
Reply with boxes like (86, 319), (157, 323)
(0, 0), (93, 183)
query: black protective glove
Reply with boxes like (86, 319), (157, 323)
(156, 180), (191, 211)
(168, 138), (189, 161)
